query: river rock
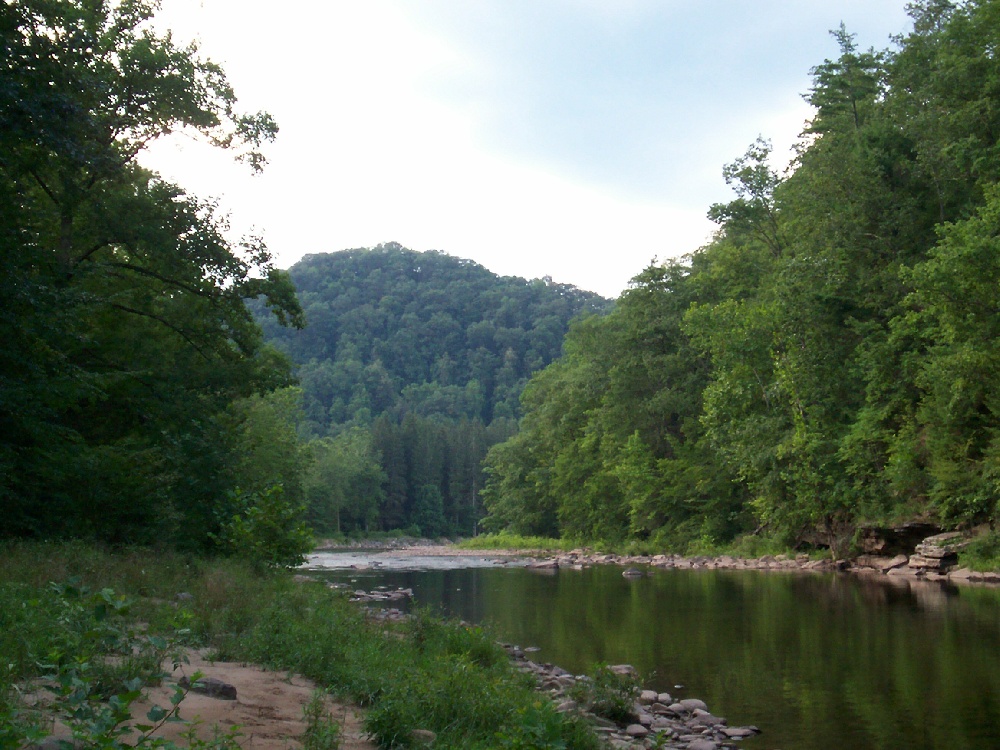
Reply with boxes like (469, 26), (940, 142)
(686, 740), (718, 750)
(722, 726), (761, 738)
(622, 567), (644, 578)
(639, 689), (658, 703)
(625, 724), (649, 737)
(689, 711), (725, 727)
(679, 698), (708, 712)
(657, 692), (673, 704)
(609, 664), (638, 677)
(179, 675), (237, 700)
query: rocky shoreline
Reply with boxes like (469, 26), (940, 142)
(336, 583), (757, 749)
(508, 650), (760, 750)
(516, 531), (999, 585)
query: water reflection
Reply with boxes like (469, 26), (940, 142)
(313, 564), (1000, 750)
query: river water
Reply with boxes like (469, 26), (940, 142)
(305, 552), (1000, 750)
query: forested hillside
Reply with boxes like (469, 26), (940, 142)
(481, 2), (1000, 555)
(258, 244), (611, 431)
(257, 245), (611, 537)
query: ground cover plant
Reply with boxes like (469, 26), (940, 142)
(0, 543), (603, 749)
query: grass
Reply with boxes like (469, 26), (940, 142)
(957, 532), (1000, 571)
(0, 541), (603, 750)
(456, 533), (580, 552)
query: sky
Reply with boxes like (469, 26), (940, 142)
(142, 1), (914, 299)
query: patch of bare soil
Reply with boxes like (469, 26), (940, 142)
(38, 649), (377, 750)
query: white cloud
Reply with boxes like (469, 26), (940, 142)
(142, 0), (910, 299)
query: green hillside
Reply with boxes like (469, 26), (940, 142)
(259, 243), (611, 432)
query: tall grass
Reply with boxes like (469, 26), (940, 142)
(0, 542), (602, 750)
(455, 533), (579, 552)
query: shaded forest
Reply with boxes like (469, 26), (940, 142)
(0, 0), (315, 563)
(481, 2), (1000, 553)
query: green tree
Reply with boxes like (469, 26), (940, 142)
(0, 0), (303, 546)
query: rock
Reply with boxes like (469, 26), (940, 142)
(609, 664), (638, 677)
(908, 554), (949, 570)
(722, 726), (761, 738)
(410, 729), (436, 745)
(882, 554), (910, 572)
(179, 675), (237, 700)
(686, 740), (718, 750)
(657, 692), (673, 704)
(529, 559), (558, 569)
(915, 532), (967, 558)
(679, 698), (708, 712)
(622, 567), (644, 578)
(689, 712), (725, 727)
(639, 689), (659, 703)
(625, 724), (649, 737)
(950, 567), (974, 580)
(555, 700), (577, 713)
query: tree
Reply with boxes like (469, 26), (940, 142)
(0, 0), (303, 546)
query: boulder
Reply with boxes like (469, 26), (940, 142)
(679, 698), (708, 712)
(915, 532), (967, 559)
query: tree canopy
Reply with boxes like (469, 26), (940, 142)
(0, 0), (304, 552)
(481, 1), (1000, 553)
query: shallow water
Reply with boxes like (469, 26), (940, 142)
(306, 554), (1000, 750)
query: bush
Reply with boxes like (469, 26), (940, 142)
(213, 485), (312, 569)
(569, 664), (639, 725)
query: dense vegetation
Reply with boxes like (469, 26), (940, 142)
(0, 0), (308, 555)
(260, 245), (610, 431)
(0, 543), (604, 749)
(257, 246), (610, 537)
(481, 2), (1000, 555)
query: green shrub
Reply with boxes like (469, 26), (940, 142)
(569, 665), (639, 725)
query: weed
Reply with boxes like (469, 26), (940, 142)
(568, 665), (639, 725)
(301, 691), (341, 750)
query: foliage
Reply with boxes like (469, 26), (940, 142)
(256, 244), (611, 432)
(213, 485), (312, 569)
(0, 544), (604, 750)
(0, 0), (304, 550)
(480, 2), (1000, 550)
(455, 533), (578, 552)
(568, 665), (640, 725)
(301, 691), (341, 750)
(957, 532), (1000, 573)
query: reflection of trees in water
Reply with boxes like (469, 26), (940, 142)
(403, 567), (1000, 750)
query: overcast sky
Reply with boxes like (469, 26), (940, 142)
(142, 1), (913, 298)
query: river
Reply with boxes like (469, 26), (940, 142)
(305, 552), (1000, 750)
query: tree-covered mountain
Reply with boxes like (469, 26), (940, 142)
(254, 244), (611, 536)
(481, 2), (1000, 554)
(259, 243), (611, 433)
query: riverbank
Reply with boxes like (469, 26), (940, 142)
(316, 536), (1000, 585)
(0, 542), (606, 750)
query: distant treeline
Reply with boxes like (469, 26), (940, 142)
(481, 2), (1000, 553)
